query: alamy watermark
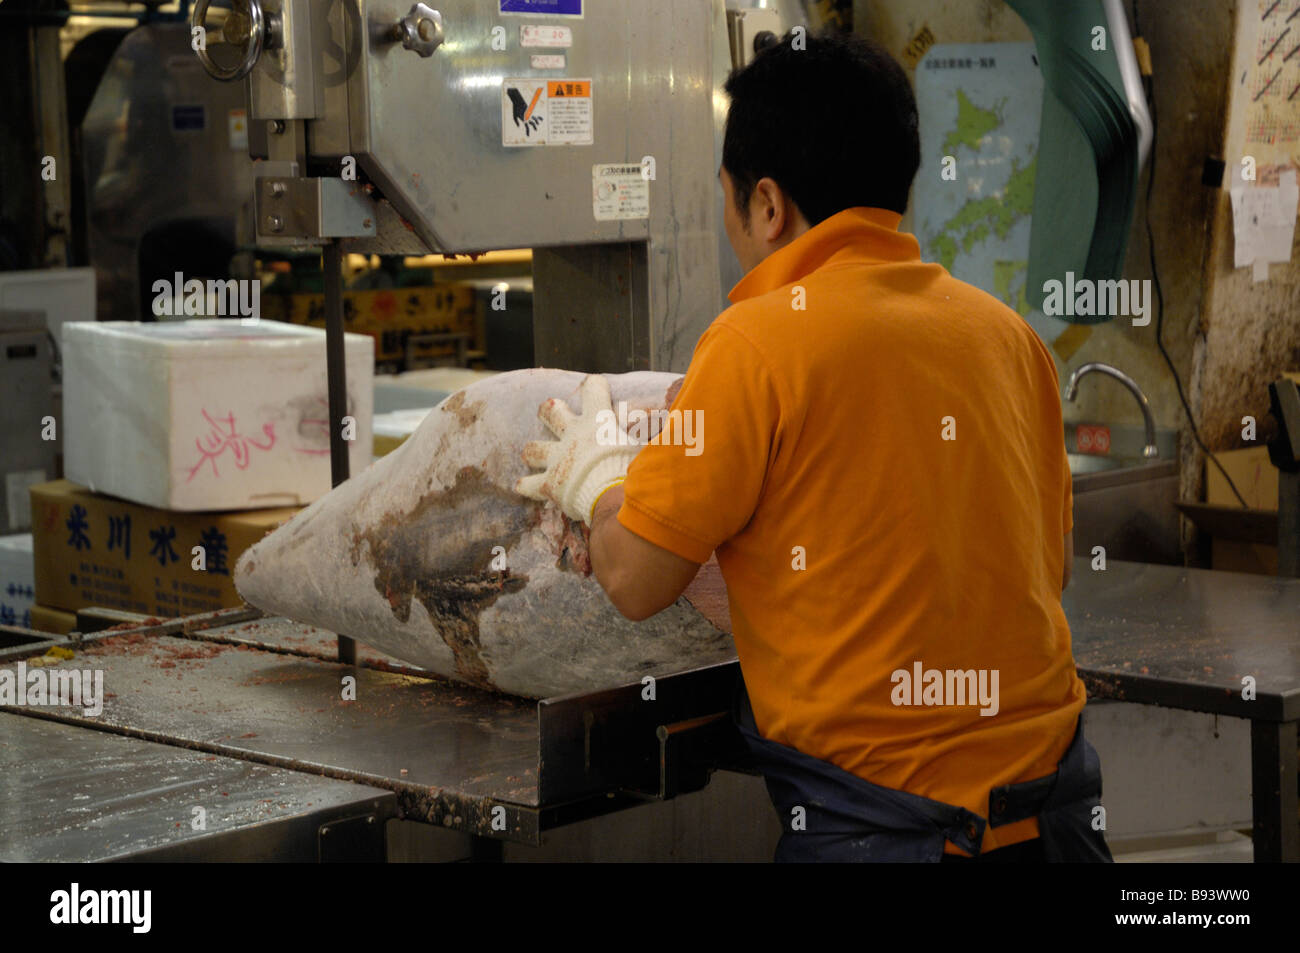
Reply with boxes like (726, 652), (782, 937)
(596, 401), (703, 457)
(50, 883), (150, 933)
(0, 661), (104, 716)
(152, 272), (261, 319)
(1041, 273), (1151, 326)
(891, 660), (999, 716)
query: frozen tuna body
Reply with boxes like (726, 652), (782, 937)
(234, 369), (735, 698)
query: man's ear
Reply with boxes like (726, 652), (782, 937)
(752, 176), (793, 243)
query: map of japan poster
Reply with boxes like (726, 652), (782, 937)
(915, 43), (1060, 344)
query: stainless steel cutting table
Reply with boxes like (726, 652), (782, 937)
(0, 713), (395, 861)
(1064, 558), (1300, 862)
(0, 607), (743, 860)
(3, 557), (1298, 862)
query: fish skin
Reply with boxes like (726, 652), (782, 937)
(234, 369), (736, 698)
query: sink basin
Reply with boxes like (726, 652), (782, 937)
(1067, 453), (1130, 475)
(1062, 425), (1181, 564)
(1067, 452), (1180, 564)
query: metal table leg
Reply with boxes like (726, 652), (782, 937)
(1250, 719), (1299, 862)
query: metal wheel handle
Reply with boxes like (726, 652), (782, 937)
(192, 0), (276, 82)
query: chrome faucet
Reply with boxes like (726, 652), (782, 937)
(1064, 363), (1159, 458)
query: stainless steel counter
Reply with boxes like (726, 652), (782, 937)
(3, 559), (1296, 862)
(0, 713), (394, 861)
(1065, 558), (1300, 861)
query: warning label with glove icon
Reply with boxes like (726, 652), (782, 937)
(502, 78), (592, 147)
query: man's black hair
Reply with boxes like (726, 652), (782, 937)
(722, 31), (920, 226)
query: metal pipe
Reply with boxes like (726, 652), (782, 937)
(1064, 362), (1159, 458)
(323, 240), (356, 666)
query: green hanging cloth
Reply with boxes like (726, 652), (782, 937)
(1005, 0), (1142, 323)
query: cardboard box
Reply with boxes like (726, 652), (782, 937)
(30, 480), (298, 617)
(1202, 371), (1297, 574)
(1205, 448), (1278, 573)
(1211, 539), (1277, 575)
(261, 285), (479, 366)
(29, 603), (75, 635)
(1206, 446), (1278, 511)
(0, 534), (35, 629)
(63, 319), (374, 511)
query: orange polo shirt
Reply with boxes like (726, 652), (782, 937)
(618, 206), (1086, 855)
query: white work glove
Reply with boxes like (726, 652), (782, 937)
(516, 375), (640, 524)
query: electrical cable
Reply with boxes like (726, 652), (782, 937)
(1134, 0), (1250, 508)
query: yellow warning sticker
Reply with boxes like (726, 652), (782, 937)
(502, 78), (593, 147)
(548, 80), (590, 97)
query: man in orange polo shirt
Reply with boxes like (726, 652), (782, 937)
(518, 32), (1110, 863)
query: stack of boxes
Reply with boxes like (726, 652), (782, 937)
(0, 534), (35, 630)
(25, 319), (373, 633)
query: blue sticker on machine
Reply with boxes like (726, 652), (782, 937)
(171, 104), (206, 132)
(500, 0), (582, 15)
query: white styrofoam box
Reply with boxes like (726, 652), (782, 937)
(373, 367), (496, 414)
(0, 534), (35, 629)
(0, 266), (95, 345)
(373, 407), (435, 440)
(391, 367), (498, 393)
(373, 384), (449, 415)
(63, 320), (374, 511)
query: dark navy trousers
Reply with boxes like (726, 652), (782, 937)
(734, 680), (1113, 863)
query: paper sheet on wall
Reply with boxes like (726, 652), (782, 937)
(1230, 170), (1299, 282)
